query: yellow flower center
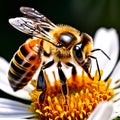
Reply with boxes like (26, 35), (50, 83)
(29, 70), (114, 120)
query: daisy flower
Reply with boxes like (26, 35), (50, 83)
(0, 27), (120, 120)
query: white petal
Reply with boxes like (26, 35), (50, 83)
(0, 57), (34, 100)
(112, 113), (120, 119)
(88, 101), (113, 120)
(111, 93), (120, 102)
(111, 101), (120, 118)
(0, 71), (33, 100)
(0, 98), (34, 118)
(113, 100), (120, 112)
(110, 60), (120, 87)
(91, 28), (119, 80)
(112, 80), (120, 89)
(0, 118), (27, 120)
(0, 118), (37, 120)
(114, 88), (120, 95)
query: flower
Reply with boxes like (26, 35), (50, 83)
(0, 27), (120, 120)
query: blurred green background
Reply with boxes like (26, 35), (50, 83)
(0, 0), (120, 61)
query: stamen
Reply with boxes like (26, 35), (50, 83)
(29, 70), (114, 119)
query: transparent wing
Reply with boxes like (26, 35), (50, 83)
(20, 6), (43, 18)
(9, 17), (40, 36)
(20, 6), (56, 29)
(9, 7), (58, 46)
(9, 17), (57, 46)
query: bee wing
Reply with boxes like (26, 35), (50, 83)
(9, 17), (41, 36)
(20, 6), (43, 18)
(9, 17), (55, 40)
(20, 6), (56, 29)
(9, 7), (58, 46)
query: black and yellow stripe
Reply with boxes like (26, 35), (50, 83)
(8, 39), (41, 91)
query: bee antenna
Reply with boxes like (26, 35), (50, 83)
(91, 49), (110, 60)
(33, 34), (59, 47)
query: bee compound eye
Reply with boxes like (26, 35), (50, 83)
(73, 43), (83, 64)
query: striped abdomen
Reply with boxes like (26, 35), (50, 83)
(8, 39), (41, 91)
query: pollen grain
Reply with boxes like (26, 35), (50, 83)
(29, 70), (114, 120)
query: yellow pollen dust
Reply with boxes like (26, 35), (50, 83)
(29, 70), (114, 120)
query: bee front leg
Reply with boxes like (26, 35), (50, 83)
(82, 58), (93, 80)
(57, 61), (68, 105)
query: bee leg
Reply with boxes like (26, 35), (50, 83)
(66, 62), (77, 75)
(66, 62), (77, 80)
(41, 60), (54, 70)
(37, 60), (54, 104)
(57, 61), (68, 105)
(89, 56), (101, 81)
(91, 49), (110, 60)
(83, 66), (93, 80)
(82, 58), (94, 80)
(37, 68), (47, 104)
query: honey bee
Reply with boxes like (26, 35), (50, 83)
(8, 6), (110, 104)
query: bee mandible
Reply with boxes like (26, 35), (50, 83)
(8, 6), (110, 104)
